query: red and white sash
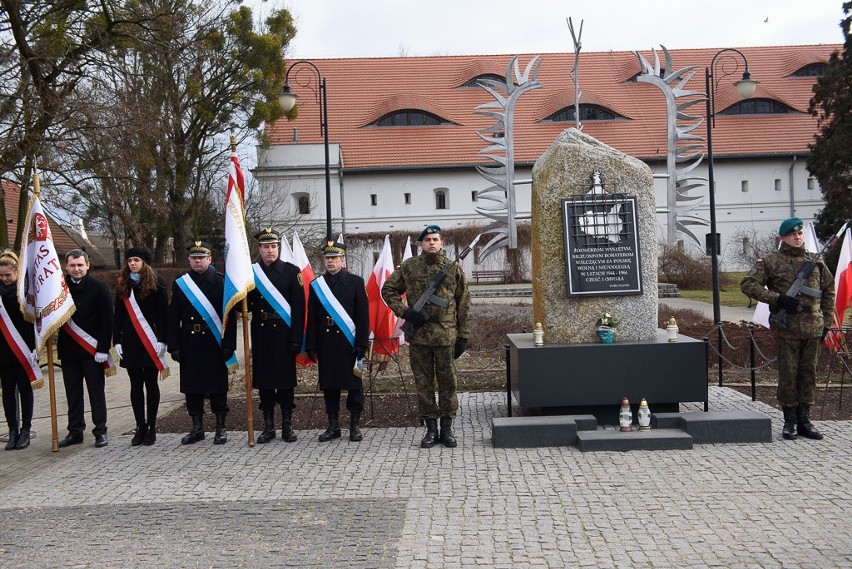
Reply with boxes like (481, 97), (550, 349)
(62, 318), (117, 377)
(122, 289), (170, 380)
(0, 296), (42, 384)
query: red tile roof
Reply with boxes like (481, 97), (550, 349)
(1, 179), (80, 254)
(266, 45), (841, 170)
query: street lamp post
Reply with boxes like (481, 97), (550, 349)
(279, 61), (333, 242)
(705, 48), (758, 387)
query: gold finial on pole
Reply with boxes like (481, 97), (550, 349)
(229, 134), (237, 154)
(33, 165), (41, 195)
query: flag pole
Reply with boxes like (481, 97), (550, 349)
(32, 170), (60, 452)
(231, 135), (255, 447)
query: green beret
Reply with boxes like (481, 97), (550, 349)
(417, 225), (441, 241)
(778, 217), (804, 236)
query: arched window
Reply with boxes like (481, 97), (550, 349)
(459, 73), (510, 88)
(293, 192), (310, 215)
(435, 188), (448, 210)
(542, 104), (623, 122)
(789, 62), (826, 77)
(370, 109), (451, 127)
(719, 98), (793, 115)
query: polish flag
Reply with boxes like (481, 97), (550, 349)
(827, 228), (852, 350)
(280, 233), (294, 264)
(291, 231), (315, 366)
(366, 235), (398, 355)
(391, 236), (414, 343)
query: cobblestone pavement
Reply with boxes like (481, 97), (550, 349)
(2, 367), (852, 567)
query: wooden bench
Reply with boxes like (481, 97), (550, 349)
(471, 269), (510, 283)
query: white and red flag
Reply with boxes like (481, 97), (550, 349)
(222, 150), (255, 329)
(391, 236), (413, 343)
(280, 233), (294, 264)
(367, 235), (398, 356)
(291, 231), (315, 366)
(827, 228), (852, 350)
(17, 192), (75, 352)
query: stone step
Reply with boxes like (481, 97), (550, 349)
(652, 411), (772, 444)
(491, 414), (597, 448)
(576, 428), (693, 452)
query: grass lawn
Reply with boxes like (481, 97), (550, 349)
(678, 272), (754, 307)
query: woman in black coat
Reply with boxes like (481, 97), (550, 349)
(113, 247), (168, 446)
(0, 250), (36, 450)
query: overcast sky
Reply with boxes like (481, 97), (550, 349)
(261, 0), (846, 58)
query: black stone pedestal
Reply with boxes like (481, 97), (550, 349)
(508, 330), (707, 425)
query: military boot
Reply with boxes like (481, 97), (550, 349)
(131, 423), (147, 447)
(14, 428), (30, 449)
(318, 414), (341, 442)
(281, 408), (297, 442)
(213, 414), (228, 444)
(5, 429), (19, 450)
(782, 406), (798, 440)
(796, 404), (824, 440)
(349, 412), (363, 442)
(257, 410), (276, 444)
(181, 415), (205, 445)
(439, 416), (457, 448)
(420, 418), (439, 448)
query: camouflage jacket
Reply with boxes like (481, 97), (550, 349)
(381, 250), (471, 346)
(740, 242), (835, 338)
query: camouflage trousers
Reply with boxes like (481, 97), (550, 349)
(408, 344), (458, 419)
(774, 335), (820, 406)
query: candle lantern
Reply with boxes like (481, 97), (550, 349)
(533, 322), (544, 346)
(667, 316), (679, 342)
(638, 398), (651, 431)
(619, 397), (632, 432)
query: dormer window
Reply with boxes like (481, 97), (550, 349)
(789, 62), (826, 77)
(370, 109), (452, 127)
(460, 73), (510, 88)
(542, 104), (624, 122)
(719, 98), (794, 115)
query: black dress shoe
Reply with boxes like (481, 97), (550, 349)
(58, 433), (84, 448)
(94, 433), (108, 448)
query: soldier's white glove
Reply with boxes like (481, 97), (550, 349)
(114, 344), (123, 358)
(30, 351), (39, 366)
(156, 342), (167, 357)
(94, 352), (109, 363)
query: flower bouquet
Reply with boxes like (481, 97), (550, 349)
(595, 313), (618, 344)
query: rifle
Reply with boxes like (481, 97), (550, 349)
(770, 220), (849, 330)
(400, 233), (482, 336)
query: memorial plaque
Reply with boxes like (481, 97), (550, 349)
(562, 173), (642, 296)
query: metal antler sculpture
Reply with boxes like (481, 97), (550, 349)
(634, 46), (707, 246)
(474, 55), (543, 259)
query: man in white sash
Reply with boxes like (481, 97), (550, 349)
(167, 241), (237, 445)
(248, 228), (305, 443)
(57, 249), (113, 448)
(306, 240), (370, 442)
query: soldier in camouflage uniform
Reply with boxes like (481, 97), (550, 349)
(382, 225), (471, 448)
(741, 217), (835, 440)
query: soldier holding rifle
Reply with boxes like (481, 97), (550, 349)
(741, 217), (837, 441)
(382, 225), (472, 449)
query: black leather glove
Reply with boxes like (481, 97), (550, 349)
(170, 350), (181, 363)
(402, 308), (429, 326)
(453, 337), (468, 359)
(777, 294), (801, 312)
(290, 342), (302, 355)
(353, 346), (367, 360)
(222, 347), (235, 361)
(821, 327), (830, 342)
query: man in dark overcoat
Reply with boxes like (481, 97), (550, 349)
(167, 241), (237, 445)
(305, 240), (370, 442)
(57, 249), (113, 448)
(247, 228), (305, 443)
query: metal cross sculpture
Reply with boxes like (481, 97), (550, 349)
(473, 55), (543, 260)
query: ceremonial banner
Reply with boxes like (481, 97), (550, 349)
(291, 232), (315, 366)
(366, 235), (398, 356)
(17, 193), (75, 352)
(391, 236), (413, 343)
(222, 151), (255, 327)
(0, 296), (42, 384)
(280, 233), (294, 264)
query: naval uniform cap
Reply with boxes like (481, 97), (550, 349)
(254, 227), (280, 244)
(187, 240), (213, 257)
(322, 240), (346, 257)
